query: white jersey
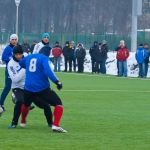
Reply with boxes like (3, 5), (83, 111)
(32, 42), (45, 54)
(7, 58), (25, 89)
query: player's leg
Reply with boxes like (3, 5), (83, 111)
(41, 88), (67, 133)
(8, 89), (24, 128)
(33, 95), (53, 127)
(20, 90), (33, 127)
(0, 69), (12, 110)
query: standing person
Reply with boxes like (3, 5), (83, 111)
(21, 38), (30, 54)
(7, 45), (27, 128)
(75, 43), (86, 73)
(143, 43), (150, 77)
(33, 33), (50, 54)
(115, 40), (126, 76)
(19, 53), (67, 133)
(89, 41), (99, 73)
(52, 41), (63, 72)
(63, 41), (70, 72)
(0, 34), (18, 111)
(135, 44), (148, 78)
(69, 41), (76, 72)
(116, 41), (129, 77)
(99, 40), (108, 74)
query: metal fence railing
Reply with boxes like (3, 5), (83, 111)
(0, 32), (150, 51)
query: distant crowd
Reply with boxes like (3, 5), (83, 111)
(18, 33), (150, 78)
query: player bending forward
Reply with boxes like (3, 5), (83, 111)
(19, 53), (67, 133)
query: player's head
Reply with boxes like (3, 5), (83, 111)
(94, 41), (98, 46)
(13, 45), (23, 61)
(139, 43), (143, 48)
(55, 41), (59, 46)
(143, 43), (149, 49)
(42, 32), (50, 44)
(10, 34), (18, 46)
(120, 40), (125, 48)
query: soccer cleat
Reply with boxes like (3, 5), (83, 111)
(52, 125), (67, 133)
(1, 105), (6, 111)
(20, 123), (26, 128)
(8, 124), (16, 129)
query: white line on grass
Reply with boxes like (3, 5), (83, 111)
(62, 89), (150, 93)
(58, 72), (150, 81)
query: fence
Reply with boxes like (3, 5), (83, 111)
(0, 32), (150, 50)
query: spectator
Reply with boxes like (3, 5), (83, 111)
(63, 41), (70, 72)
(116, 40), (129, 77)
(89, 41), (99, 73)
(75, 43), (86, 73)
(115, 40), (125, 76)
(135, 44), (148, 78)
(21, 38), (30, 54)
(69, 41), (76, 72)
(99, 40), (108, 74)
(52, 41), (63, 72)
(143, 43), (150, 77)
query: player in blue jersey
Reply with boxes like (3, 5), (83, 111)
(19, 53), (67, 133)
(0, 34), (18, 111)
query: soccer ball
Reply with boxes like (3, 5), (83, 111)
(0, 106), (4, 115)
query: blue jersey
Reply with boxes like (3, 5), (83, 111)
(2, 44), (14, 66)
(19, 54), (58, 92)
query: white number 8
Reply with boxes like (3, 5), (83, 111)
(29, 58), (37, 72)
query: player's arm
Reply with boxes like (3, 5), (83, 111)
(43, 58), (62, 90)
(8, 63), (25, 83)
(2, 47), (11, 63)
(19, 57), (26, 69)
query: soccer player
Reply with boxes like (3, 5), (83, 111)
(7, 45), (27, 128)
(19, 53), (67, 133)
(0, 34), (18, 111)
(33, 33), (50, 54)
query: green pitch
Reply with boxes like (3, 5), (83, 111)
(0, 68), (150, 150)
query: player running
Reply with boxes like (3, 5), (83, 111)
(7, 45), (27, 128)
(0, 34), (18, 111)
(19, 53), (67, 133)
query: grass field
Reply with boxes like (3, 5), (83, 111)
(0, 68), (150, 150)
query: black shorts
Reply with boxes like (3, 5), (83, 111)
(24, 88), (62, 108)
(12, 88), (24, 103)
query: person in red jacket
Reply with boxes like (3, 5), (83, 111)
(52, 41), (63, 72)
(116, 40), (129, 77)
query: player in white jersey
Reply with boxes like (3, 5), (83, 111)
(7, 45), (28, 128)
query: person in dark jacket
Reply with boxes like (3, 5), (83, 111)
(75, 43), (86, 73)
(135, 44), (148, 78)
(39, 45), (51, 57)
(116, 41), (129, 77)
(52, 41), (63, 72)
(21, 38), (30, 54)
(99, 40), (108, 74)
(69, 41), (76, 72)
(63, 41), (70, 72)
(89, 41), (99, 73)
(143, 43), (150, 77)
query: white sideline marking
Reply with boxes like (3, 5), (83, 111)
(62, 89), (150, 93)
(58, 72), (150, 80)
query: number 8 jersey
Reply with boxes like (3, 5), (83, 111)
(19, 54), (59, 92)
